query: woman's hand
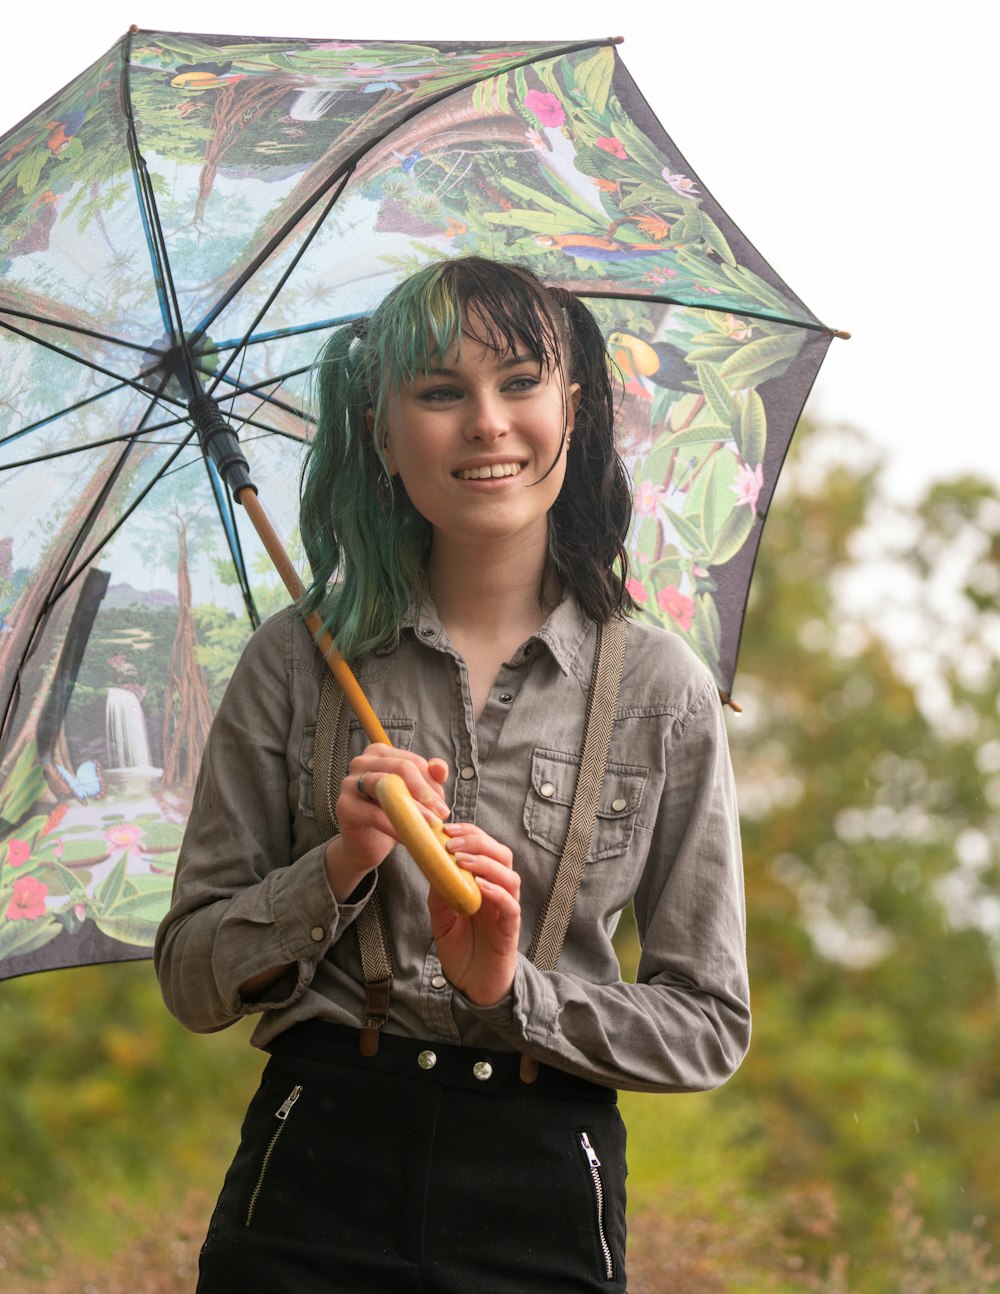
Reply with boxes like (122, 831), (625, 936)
(428, 824), (521, 1006)
(326, 744), (450, 901)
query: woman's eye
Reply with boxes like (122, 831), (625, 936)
(420, 386), (460, 403)
(505, 375), (539, 392)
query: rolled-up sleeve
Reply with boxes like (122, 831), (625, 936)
(153, 616), (372, 1033)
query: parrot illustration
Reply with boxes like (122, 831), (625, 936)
(534, 233), (664, 263)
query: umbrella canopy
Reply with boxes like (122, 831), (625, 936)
(0, 29), (839, 980)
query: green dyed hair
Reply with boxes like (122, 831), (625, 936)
(299, 256), (633, 661)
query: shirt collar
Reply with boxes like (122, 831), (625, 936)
(400, 582), (591, 676)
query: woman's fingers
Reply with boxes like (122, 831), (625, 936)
(346, 745), (451, 822)
(442, 823), (514, 868)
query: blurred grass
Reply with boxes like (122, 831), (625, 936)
(3, 955), (999, 1292)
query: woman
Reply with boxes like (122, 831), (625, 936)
(154, 256), (749, 1292)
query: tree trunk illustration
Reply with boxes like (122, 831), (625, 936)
(160, 524), (212, 788)
(0, 436), (152, 763)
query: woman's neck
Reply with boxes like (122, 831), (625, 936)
(426, 530), (557, 646)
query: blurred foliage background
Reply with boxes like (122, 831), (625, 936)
(2, 415), (999, 1292)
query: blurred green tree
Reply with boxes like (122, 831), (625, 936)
(1, 414), (998, 1292)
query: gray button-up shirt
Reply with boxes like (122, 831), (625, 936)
(154, 593), (749, 1094)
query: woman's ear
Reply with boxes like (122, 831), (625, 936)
(567, 382), (582, 432)
(366, 408), (397, 475)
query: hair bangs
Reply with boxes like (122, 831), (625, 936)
(367, 259), (566, 424)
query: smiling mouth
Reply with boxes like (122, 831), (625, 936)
(455, 462), (525, 481)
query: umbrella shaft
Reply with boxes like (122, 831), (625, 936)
(237, 488), (391, 747)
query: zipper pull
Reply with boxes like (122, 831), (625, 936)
(579, 1131), (602, 1169)
(275, 1085), (303, 1120)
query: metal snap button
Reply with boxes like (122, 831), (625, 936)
(459, 765), (476, 781)
(431, 974), (447, 990)
(499, 692), (513, 703)
(420, 627), (434, 638)
(417, 1050), (438, 1070)
(309, 926), (326, 942)
(539, 782), (555, 798)
(472, 1061), (493, 1081)
(611, 797), (627, 813)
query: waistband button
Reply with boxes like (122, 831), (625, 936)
(417, 1049), (438, 1070)
(472, 1060), (493, 1081)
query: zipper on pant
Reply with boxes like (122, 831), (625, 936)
(579, 1131), (614, 1281)
(245, 1085), (302, 1227)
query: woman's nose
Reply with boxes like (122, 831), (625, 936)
(464, 391), (508, 441)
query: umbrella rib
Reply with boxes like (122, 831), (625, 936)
(30, 392), (172, 628)
(205, 168), (354, 396)
(0, 383), (129, 451)
(201, 452), (261, 631)
(58, 429), (200, 602)
(0, 425), (189, 470)
(0, 315), (187, 410)
(121, 28), (201, 399)
(574, 289), (838, 335)
(193, 37), (622, 344)
(208, 317), (367, 352)
(0, 309), (158, 355)
(211, 369), (313, 423)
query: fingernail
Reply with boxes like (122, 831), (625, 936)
(446, 837), (466, 853)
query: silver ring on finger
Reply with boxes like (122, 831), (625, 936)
(357, 774), (374, 803)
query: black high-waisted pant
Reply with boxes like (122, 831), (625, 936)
(197, 1022), (628, 1292)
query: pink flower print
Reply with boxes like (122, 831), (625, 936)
(733, 462), (764, 515)
(634, 479), (666, 516)
(625, 578), (649, 604)
(595, 136), (628, 159)
(657, 585), (696, 632)
(645, 268), (678, 286)
(7, 838), (30, 868)
(7, 875), (48, 920)
(662, 171), (699, 198)
(723, 314), (754, 342)
(524, 90), (565, 128)
(103, 822), (146, 854)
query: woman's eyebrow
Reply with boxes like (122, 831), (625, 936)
(420, 352), (540, 378)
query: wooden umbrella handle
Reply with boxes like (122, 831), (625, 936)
(238, 489), (481, 915)
(375, 775), (482, 915)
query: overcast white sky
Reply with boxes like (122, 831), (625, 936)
(2, 1), (996, 505)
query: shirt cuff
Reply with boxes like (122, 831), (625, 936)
(454, 957), (557, 1048)
(269, 845), (375, 960)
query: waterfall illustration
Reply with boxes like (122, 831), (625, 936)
(105, 687), (161, 794)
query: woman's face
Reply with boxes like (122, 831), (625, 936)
(379, 317), (580, 555)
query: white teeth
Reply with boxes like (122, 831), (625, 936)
(457, 463), (523, 480)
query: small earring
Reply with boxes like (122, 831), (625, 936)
(377, 470), (393, 513)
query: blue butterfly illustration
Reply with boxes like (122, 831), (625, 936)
(54, 759), (105, 803)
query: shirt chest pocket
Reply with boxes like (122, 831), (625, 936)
(523, 748), (648, 861)
(297, 718), (415, 821)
